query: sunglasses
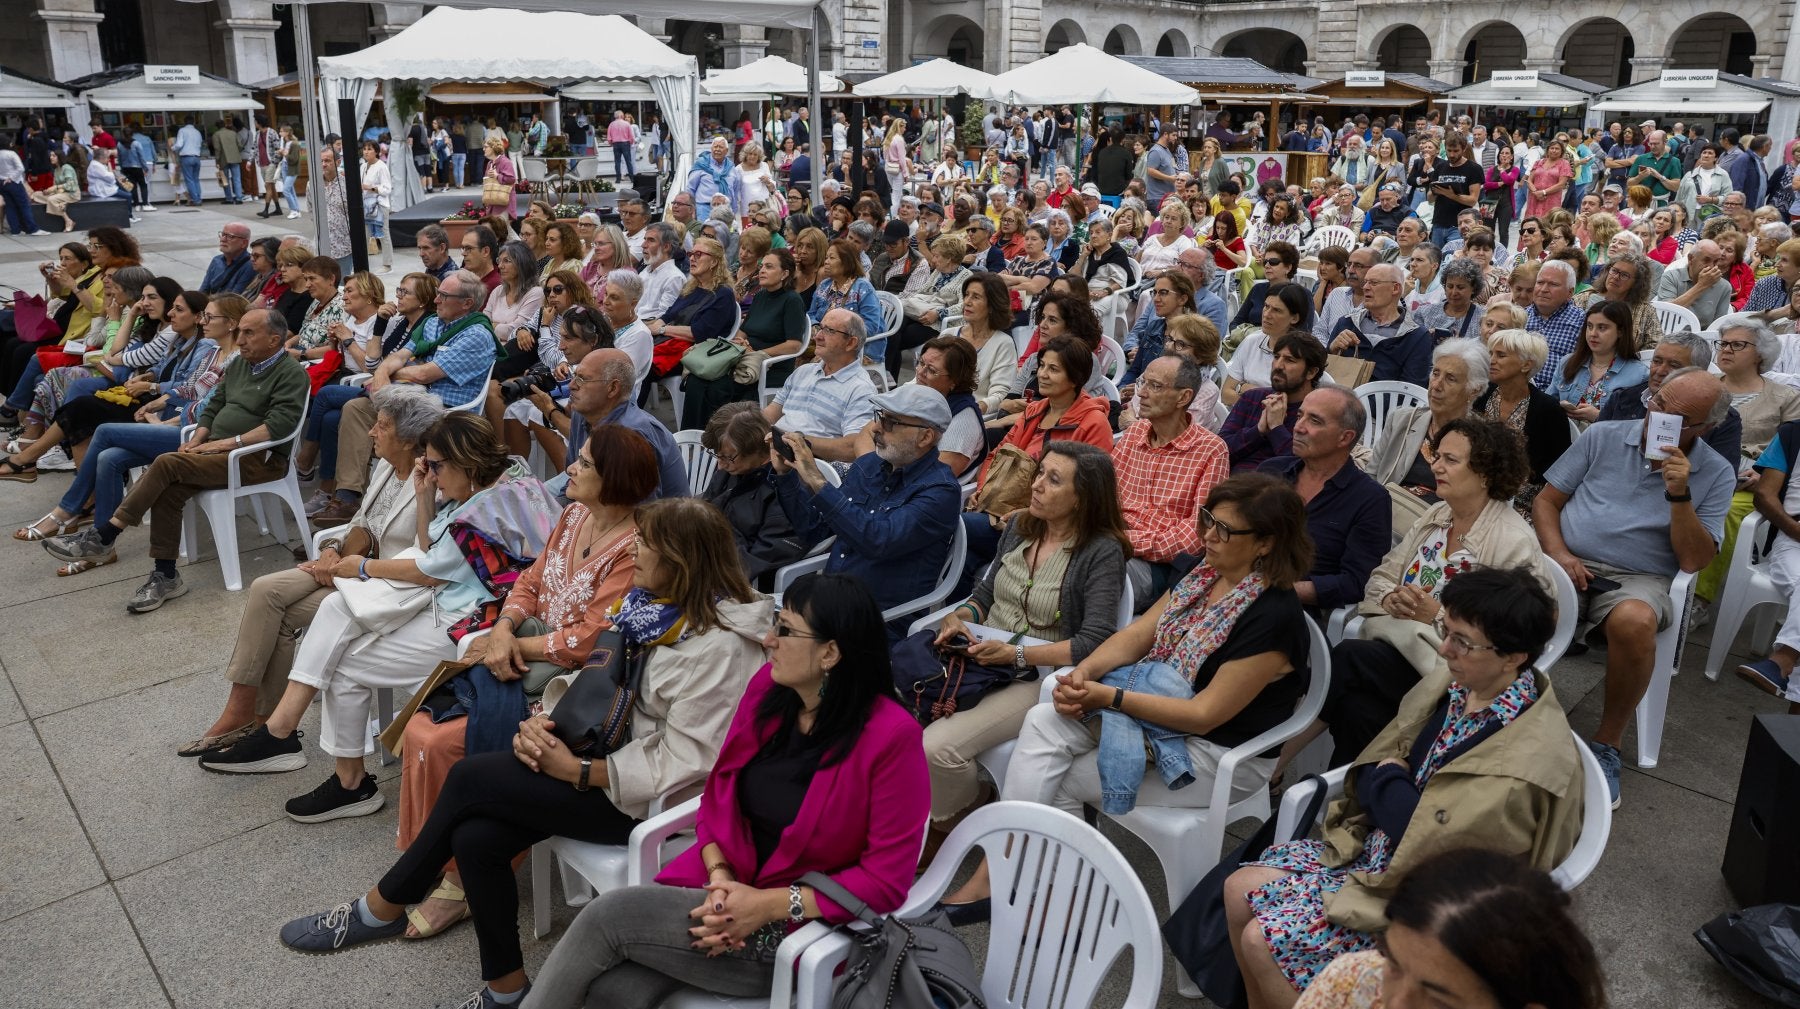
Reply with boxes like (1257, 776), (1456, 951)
(546, 284), (567, 295)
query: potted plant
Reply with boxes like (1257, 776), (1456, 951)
(439, 200), (486, 245)
(961, 101), (986, 162)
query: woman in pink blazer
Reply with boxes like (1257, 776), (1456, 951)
(527, 572), (930, 1008)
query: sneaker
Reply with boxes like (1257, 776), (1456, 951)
(199, 725), (306, 774)
(42, 528), (113, 564)
(28, 230), (51, 237)
(142, 204), (157, 212)
(1738, 658), (1791, 697)
(302, 489), (334, 516)
(126, 570), (187, 613)
(313, 497), (362, 524)
(1587, 739), (1622, 811)
(37, 446), (75, 471)
(286, 210), (301, 220)
(284, 772), (383, 823)
(448, 983), (531, 1009)
(279, 900), (405, 953)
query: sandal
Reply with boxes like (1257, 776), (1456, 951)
(13, 511), (74, 541)
(55, 550), (116, 577)
(0, 459), (37, 483)
(404, 878), (471, 940)
(177, 721), (257, 758)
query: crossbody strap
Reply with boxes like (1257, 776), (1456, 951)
(798, 871), (880, 926)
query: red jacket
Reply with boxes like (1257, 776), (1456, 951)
(979, 390), (1113, 487)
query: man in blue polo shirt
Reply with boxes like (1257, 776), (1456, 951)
(1535, 370), (1735, 809)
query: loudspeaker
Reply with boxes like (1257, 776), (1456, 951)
(1723, 714), (1800, 906)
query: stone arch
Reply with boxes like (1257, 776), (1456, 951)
(1370, 24), (1431, 76)
(1218, 28), (1309, 76)
(1667, 13), (1757, 75)
(1555, 18), (1634, 88)
(1457, 20), (1526, 84)
(916, 13), (986, 70)
(1103, 26), (1141, 57)
(1156, 29), (1190, 59)
(1044, 18), (1085, 55)
(667, 20), (729, 72)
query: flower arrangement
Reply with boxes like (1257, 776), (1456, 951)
(552, 203), (584, 219)
(444, 200), (485, 222)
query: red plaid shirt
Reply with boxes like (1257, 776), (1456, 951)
(1111, 418), (1230, 563)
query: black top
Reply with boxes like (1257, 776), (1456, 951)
(1185, 586), (1312, 752)
(1421, 159), (1485, 229)
(274, 289), (314, 335)
(1399, 447), (1438, 497)
(1475, 384), (1580, 484)
(738, 729), (823, 869)
(1082, 242), (1137, 290)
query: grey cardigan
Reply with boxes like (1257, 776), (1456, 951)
(969, 519), (1127, 664)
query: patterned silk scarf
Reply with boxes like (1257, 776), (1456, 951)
(1148, 565), (1269, 684)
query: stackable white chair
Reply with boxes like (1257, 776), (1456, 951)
(1652, 300), (1703, 336)
(177, 399), (313, 591)
(673, 429), (718, 491)
(1353, 381), (1428, 450)
(1705, 512), (1788, 680)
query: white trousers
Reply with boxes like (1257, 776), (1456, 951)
(1767, 536), (1800, 701)
(1000, 702), (1273, 818)
(287, 592), (457, 758)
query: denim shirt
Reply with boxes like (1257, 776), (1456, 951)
(1548, 354), (1649, 411)
(771, 450), (961, 616)
(1091, 660), (1199, 814)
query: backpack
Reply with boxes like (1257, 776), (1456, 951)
(798, 872), (986, 1009)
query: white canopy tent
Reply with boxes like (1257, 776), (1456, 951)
(972, 44), (1197, 106)
(0, 67), (81, 111)
(317, 8), (699, 213)
(1588, 72), (1800, 161)
(702, 56), (842, 97)
(1438, 72), (1609, 131)
(852, 59), (997, 98)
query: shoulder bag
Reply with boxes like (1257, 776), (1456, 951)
(332, 546), (434, 636)
(797, 872), (986, 1009)
(973, 443), (1037, 521)
(482, 173), (512, 208)
(543, 628), (648, 756)
(680, 336), (744, 381)
(889, 629), (1023, 726)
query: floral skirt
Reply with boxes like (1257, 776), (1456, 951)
(29, 364), (105, 425)
(1245, 832), (1393, 992)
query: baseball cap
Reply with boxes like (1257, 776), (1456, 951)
(870, 385), (952, 432)
(882, 219), (911, 243)
(920, 201), (945, 217)
(1080, 183), (1101, 198)
(1602, 183), (1623, 194)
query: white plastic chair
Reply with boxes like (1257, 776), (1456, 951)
(674, 429), (718, 492)
(1275, 728), (1613, 892)
(1652, 300), (1703, 336)
(1295, 268), (1320, 292)
(632, 800), (1163, 1009)
(528, 792), (684, 940)
(448, 364), (496, 415)
(772, 509), (963, 627)
(1706, 512), (1786, 681)
(1098, 335), (1127, 384)
(1222, 265), (1254, 317)
(1210, 397), (1229, 432)
(1632, 569), (1697, 768)
(1101, 618), (1330, 997)
(757, 325), (811, 408)
(1339, 558), (1580, 675)
(867, 292), (903, 391)
(1304, 225), (1357, 254)
(177, 400), (314, 591)
(1352, 380), (1428, 450)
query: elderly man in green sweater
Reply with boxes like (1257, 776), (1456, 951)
(47, 308), (310, 613)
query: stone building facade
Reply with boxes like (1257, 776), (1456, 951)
(5, 0), (1797, 98)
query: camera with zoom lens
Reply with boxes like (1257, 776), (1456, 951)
(499, 365), (557, 405)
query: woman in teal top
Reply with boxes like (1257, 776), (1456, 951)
(681, 248), (808, 430)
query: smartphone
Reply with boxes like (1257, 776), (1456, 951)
(771, 426), (798, 463)
(1586, 576), (1623, 594)
(940, 633), (976, 657)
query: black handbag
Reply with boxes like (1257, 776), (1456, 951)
(798, 872), (986, 1009)
(1161, 774), (1329, 1008)
(889, 629), (1023, 726)
(547, 628), (648, 756)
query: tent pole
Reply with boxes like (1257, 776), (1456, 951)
(294, 9), (327, 254)
(808, 4), (823, 202)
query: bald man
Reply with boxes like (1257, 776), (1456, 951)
(1535, 369), (1736, 809)
(201, 221), (255, 294)
(564, 348), (687, 499)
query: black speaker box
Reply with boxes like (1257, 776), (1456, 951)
(1723, 714), (1800, 906)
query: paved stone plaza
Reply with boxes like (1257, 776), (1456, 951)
(0, 205), (1791, 1007)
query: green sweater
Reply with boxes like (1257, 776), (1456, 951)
(198, 353), (310, 458)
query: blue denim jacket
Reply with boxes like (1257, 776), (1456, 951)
(1090, 660), (1197, 814)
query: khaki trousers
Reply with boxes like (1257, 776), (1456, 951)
(223, 567), (331, 716)
(334, 396), (378, 494)
(112, 450), (288, 560)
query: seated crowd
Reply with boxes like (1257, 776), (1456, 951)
(22, 105), (1795, 1009)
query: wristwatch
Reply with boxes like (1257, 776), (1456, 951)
(1014, 643), (1028, 670)
(1110, 688), (1127, 711)
(234, 434), (243, 447)
(575, 758), (593, 791)
(1665, 490), (1692, 503)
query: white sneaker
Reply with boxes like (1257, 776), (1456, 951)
(286, 210), (300, 220)
(141, 204), (157, 212)
(37, 446), (74, 471)
(130, 216), (142, 223)
(28, 230), (51, 237)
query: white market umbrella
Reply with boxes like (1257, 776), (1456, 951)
(852, 59), (997, 98)
(702, 55), (842, 97)
(973, 44), (1195, 106)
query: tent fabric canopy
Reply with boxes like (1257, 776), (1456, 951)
(0, 67), (81, 110)
(67, 64), (261, 112)
(852, 58), (996, 98)
(317, 8), (693, 84)
(973, 44), (1196, 105)
(424, 91), (556, 103)
(1588, 98), (1770, 114)
(702, 56), (841, 96)
(179, 0), (821, 32)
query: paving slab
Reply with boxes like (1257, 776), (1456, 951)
(0, 719), (107, 923)
(0, 656), (27, 730)
(3, 884), (170, 1009)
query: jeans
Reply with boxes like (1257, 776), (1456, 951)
(121, 166), (151, 207)
(1092, 660), (1197, 814)
(305, 384), (364, 480)
(0, 178), (39, 233)
(1038, 148), (1057, 181)
(451, 152), (466, 187)
(58, 422), (181, 526)
(280, 171), (300, 213)
(223, 163), (243, 202)
(1429, 224), (1461, 249)
(6, 356), (44, 411)
(179, 155), (202, 203)
(954, 511), (1005, 599)
(612, 140), (635, 181)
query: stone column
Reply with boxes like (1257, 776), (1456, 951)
(1005, 0), (1042, 71)
(1751, 53), (1776, 79)
(369, 3), (423, 43)
(32, 0), (103, 82)
(1312, 0), (1360, 75)
(838, 0), (885, 73)
(721, 25), (770, 68)
(1628, 56), (1670, 83)
(215, 19), (281, 83)
(634, 17), (673, 45)
(1521, 57), (1564, 74)
(1427, 59), (1468, 82)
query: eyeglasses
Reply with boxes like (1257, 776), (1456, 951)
(771, 620), (819, 640)
(1152, 287), (1178, 297)
(875, 410), (933, 432)
(545, 284), (568, 295)
(1262, 259), (1284, 268)
(568, 372), (595, 388)
(816, 323), (852, 339)
(1198, 507), (1252, 543)
(1718, 339), (1755, 352)
(423, 458), (448, 475)
(1433, 611), (1499, 657)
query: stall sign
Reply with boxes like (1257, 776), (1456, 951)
(1346, 71), (1386, 87)
(143, 65), (200, 85)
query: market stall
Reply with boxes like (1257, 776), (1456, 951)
(1119, 55), (1323, 185)
(1437, 71), (1609, 136)
(1588, 71), (1800, 157)
(853, 59), (999, 168)
(66, 64), (262, 203)
(1300, 71), (1452, 130)
(0, 66), (82, 138)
